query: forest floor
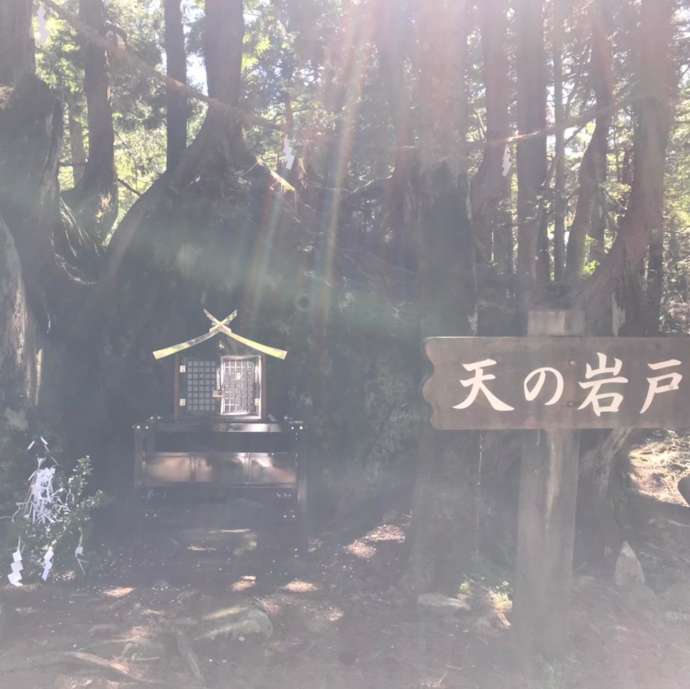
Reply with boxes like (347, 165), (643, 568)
(2, 433), (690, 689)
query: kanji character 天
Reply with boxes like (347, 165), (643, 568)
(453, 359), (514, 412)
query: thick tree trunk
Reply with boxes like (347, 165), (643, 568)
(0, 77), (98, 479)
(402, 3), (479, 595)
(0, 0), (35, 86)
(204, 0), (244, 107)
(164, 0), (187, 172)
(414, 0), (467, 171)
(405, 165), (479, 595)
(472, 0), (512, 275)
(67, 101), (87, 186)
(578, 0), (675, 331)
(565, 1), (613, 283)
(516, 0), (547, 318)
(0, 78), (64, 312)
(576, 0), (675, 570)
(646, 233), (664, 334)
(0, 213), (41, 508)
(96, 0), (297, 452)
(64, 0), (117, 244)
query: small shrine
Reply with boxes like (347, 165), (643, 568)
(151, 309), (288, 420)
(132, 310), (306, 540)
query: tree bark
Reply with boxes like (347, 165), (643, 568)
(552, 0), (566, 282)
(163, 0), (187, 172)
(0, 0), (35, 86)
(405, 164), (479, 595)
(565, 1), (613, 283)
(65, 0), (117, 244)
(204, 0), (244, 107)
(0, 212), (42, 508)
(67, 101), (87, 186)
(0, 78), (64, 312)
(575, 0), (676, 570)
(472, 0), (512, 275)
(516, 0), (547, 318)
(403, 2), (480, 595)
(578, 0), (675, 332)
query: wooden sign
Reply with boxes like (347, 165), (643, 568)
(423, 337), (690, 430)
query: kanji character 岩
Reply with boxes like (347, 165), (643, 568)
(578, 352), (629, 416)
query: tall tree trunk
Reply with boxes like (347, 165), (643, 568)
(68, 101), (87, 186)
(405, 165), (479, 595)
(646, 235), (664, 334)
(516, 0), (547, 318)
(552, 0), (566, 282)
(204, 0), (244, 107)
(0, 0), (35, 86)
(472, 0), (512, 275)
(403, 1), (479, 595)
(576, 0), (676, 569)
(578, 0), (675, 330)
(163, 0), (187, 172)
(65, 0), (117, 244)
(565, 1), (613, 283)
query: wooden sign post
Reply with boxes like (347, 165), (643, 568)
(514, 310), (583, 660)
(423, 309), (690, 658)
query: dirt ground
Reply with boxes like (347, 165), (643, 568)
(2, 433), (690, 689)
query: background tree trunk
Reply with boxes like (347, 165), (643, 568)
(67, 101), (87, 186)
(565, 1), (613, 283)
(0, 0), (35, 86)
(204, 0), (244, 107)
(575, 0), (676, 570)
(552, 0), (566, 282)
(405, 165), (479, 595)
(516, 0), (547, 318)
(579, 0), (675, 330)
(163, 0), (187, 172)
(0, 213), (41, 508)
(64, 0), (117, 244)
(403, 1), (480, 595)
(472, 0), (512, 276)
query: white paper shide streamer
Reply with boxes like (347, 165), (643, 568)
(7, 438), (79, 585)
(41, 545), (55, 581)
(8, 543), (23, 587)
(282, 138), (296, 170)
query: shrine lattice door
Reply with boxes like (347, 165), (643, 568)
(220, 355), (262, 417)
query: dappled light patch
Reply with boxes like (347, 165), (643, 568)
(103, 586), (135, 599)
(346, 539), (376, 560)
(203, 604), (251, 622)
(366, 523), (405, 543)
(187, 544), (218, 553)
(231, 575), (257, 592)
(282, 578), (319, 593)
(325, 605), (345, 623)
(345, 522), (406, 561)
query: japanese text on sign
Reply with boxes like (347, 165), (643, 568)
(423, 337), (690, 430)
